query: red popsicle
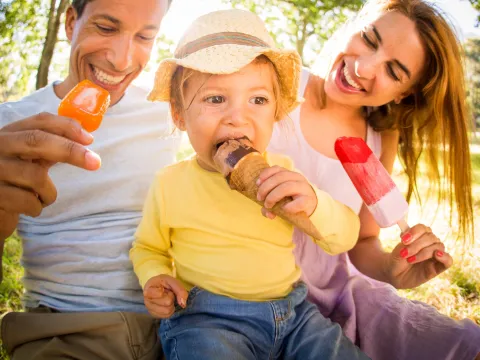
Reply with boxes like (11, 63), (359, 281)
(334, 136), (409, 231)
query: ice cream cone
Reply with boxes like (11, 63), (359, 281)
(214, 139), (324, 240)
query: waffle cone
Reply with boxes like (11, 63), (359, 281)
(229, 153), (324, 240)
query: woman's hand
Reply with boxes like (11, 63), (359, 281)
(384, 224), (453, 289)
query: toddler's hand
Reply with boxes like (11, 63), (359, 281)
(256, 166), (317, 219)
(143, 274), (188, 319)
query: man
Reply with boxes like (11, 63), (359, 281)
(0, 0), (176, 359)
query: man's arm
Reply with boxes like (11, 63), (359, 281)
(0, 112), (101, 282)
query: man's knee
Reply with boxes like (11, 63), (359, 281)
(1, 310), (162, 360)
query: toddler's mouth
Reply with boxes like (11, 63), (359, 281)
(215, 135), (251, 150)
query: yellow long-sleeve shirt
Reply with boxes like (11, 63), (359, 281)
(130, 153), (360, 301)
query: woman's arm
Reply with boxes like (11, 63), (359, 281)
(348, 131), (453, 288)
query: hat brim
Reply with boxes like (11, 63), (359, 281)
(147, 44), (302, 115)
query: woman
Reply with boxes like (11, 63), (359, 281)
(268, 0), (480, 359)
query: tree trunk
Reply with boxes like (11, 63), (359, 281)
(296, 18), (308, 62)
(35, 0), (69, 90)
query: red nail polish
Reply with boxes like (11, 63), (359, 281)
(401, 233), (412, 244)
(400, 248), (409, 258)
(437, 251), (444, 257)
(407, 255), (416, 263)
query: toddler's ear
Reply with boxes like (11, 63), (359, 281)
(170, 100), (186, 131)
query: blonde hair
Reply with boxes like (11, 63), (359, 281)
(314, 0), (473, 242)
(170, 55), (287, 123)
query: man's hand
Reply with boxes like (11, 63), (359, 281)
(143, 274), (188, 319)
(384, 224), (453, 289)
(0, 112), (101, 237)
(256, 166), (317, 219)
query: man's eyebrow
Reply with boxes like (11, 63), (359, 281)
(394, 59), (411, 79)
(92, 14), (159, 31)
(144, 24), (159, 31)
(93, 14), (121, 25)
(372, 25), (382, 43)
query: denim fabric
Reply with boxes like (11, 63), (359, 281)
(159, 283), (369, 360)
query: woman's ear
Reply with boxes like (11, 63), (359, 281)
(394, 90), (413, 105)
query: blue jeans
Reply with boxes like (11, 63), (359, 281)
(159, 282), (369, 359)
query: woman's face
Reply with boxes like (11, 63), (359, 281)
(324, 11), (426, 108)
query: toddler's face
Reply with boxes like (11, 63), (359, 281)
(176, 61), (278, 172)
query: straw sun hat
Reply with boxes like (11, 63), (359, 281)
(148, 9), (303, 115)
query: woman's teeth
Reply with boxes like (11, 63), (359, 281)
(92, 66), (126, 85)
(343, 65), (363, 90)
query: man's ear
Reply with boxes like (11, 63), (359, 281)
(170, 100), (186, 131)
(65, 6), (77, 42)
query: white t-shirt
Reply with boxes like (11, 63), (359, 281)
(0, 83), (180, 312)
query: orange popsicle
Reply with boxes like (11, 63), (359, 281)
(58, 80), (110, 132)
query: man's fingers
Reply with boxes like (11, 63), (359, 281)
(0, 158), (57, 206)
(1, 112), (94, 145)
(0, 183), (43, 217)
(0, 130), (101, 170)
(0, 210), (19, 240)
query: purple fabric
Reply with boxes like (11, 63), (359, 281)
(294, 228), (480, 360)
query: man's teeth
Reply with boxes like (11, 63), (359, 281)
(343, 65), (363, 90)
(92, 66), (126, 85)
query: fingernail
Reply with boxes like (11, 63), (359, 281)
(85, 150), (101, 169)
(257, 192), (262, 201)
(179, 298), (186, 308)
(407, 255), (416, 263)
(400, 248), (409, 258)
(401, 233), (412, 244)
(437, 251), (444, 257)
(256, 178), (261, 186)
(81, 129), (94, 142)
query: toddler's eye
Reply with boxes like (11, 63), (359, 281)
(205, 96), (225, 104)
(250, 97), (268, 105)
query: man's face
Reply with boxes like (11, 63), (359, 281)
(64, 0), (168, 105)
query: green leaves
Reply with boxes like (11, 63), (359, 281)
(0, 0), (45, 101)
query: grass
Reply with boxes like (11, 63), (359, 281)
(381, 149), (480, 325)
(0, 144), (478, 359)
(0, 233), (23, 314)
